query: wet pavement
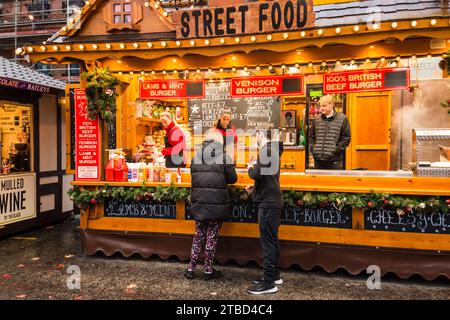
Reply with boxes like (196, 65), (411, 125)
(0, 216), (449, 300)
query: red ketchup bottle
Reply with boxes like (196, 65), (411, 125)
(105, 157), (115, 181)
(114, 157), (125, 182)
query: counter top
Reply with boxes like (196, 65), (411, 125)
(72, 173), (450, 196)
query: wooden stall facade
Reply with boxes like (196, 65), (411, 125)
(24, 0), (450, 279)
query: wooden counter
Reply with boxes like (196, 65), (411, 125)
(73, 173), (450, 281)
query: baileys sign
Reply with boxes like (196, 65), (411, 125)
(173, 0), (315, 39)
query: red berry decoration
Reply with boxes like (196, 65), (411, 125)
(384, 199), (389, 205)
(367, 201), (373, 208)
(296, 200), (304, 207)
(90, 199), (97, 205)
(446, 199), (450, 204)
(319, 202), (327, 208)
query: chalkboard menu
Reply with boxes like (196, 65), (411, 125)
(185, 202), (258, 223)
(188, 81), (280, 133)
(282, 206), (352, 229)
(104, 199), (177, 219)
(364, 208), (450, 234)
(186, 202), (352, 229)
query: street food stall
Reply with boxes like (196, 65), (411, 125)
(0, 57), (73, 237)
(23, 0), (450, 280)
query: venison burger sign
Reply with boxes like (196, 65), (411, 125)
(173, 0), (315, 39)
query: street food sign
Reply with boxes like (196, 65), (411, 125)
(323, 68), (410, 94)
(140, 80), (205, 99)
(231, 75), (304, 97)
(0, 173), (36, 226)
(173, 0), (315, 39)
(74, 89), (101, 181)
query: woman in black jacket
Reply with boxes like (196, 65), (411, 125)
(185, 129), (237, 280)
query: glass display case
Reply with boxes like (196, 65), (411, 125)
(412, 128), (450, 177)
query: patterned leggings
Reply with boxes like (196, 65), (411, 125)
(188, 220), (223, 273)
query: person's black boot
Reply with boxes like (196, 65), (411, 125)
(252, 276), (283, 285)
(247, 281), (278, 295)
(204, 269), (223, 281)
(184, 269), (195, 279)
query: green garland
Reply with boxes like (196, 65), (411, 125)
(68, 184), (190, 210)
(81, 67), (119, 123)
(68, 186), (450, 215)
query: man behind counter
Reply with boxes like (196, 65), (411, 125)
(310, 94), (351, 170)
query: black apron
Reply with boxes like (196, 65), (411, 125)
(164, 134), (184, 168)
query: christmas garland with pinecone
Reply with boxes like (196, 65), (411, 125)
(68, 186), (450, 216)
(81, 67), (119, 123)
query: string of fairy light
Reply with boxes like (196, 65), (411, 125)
(110, 53), (447, 79)
(14, 0), (450, 77)
(14, 0), (450, 55)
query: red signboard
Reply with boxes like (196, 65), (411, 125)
(140, 80), (205, 99)
(323, 68), (410, 94)
(74, 89), (101, 181)
(230, 75), (304, 97)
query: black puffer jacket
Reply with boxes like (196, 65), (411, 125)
(310, 112), (351, 162)
(248, 141), (284, 209)
(190, 140), (238, 221)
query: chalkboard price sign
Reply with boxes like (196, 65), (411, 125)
(188, 81), (280, 133)
(364, 208), (450, 234)
(186, 202), (352, 229)
(185, 201), (258, 223)
(282, 206), (352, 229)
(105, 199), (177, 219)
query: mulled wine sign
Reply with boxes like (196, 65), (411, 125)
(364, 208), (450, 234)
(140, 80), (205, 99)
(281, 206), (353, 229)
(104, 199), (177, 219)
(0, 173), (36, 226)
(74, 89), (101, 181)
(231, 75), (304, 97)
(323, 68), (410, 94)
(173, 0), (315, 39)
